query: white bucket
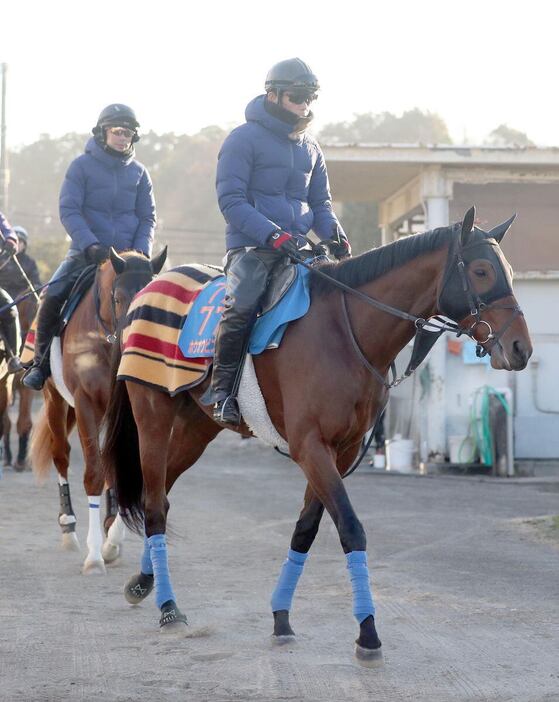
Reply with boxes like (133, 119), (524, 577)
(448, 434), (476, 464)
(385, 437), (415, 473)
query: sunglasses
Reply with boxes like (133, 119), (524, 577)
(285, 91), (318, 105)
(107, 127), (135, 139)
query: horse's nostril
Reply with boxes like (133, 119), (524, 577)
(512, 339), (529, 363)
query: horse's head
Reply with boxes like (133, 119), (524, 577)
(437, 207), (532, 370)
(97, 247), (167, 335)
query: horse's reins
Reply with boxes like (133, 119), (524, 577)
(291, 238), (523, 388)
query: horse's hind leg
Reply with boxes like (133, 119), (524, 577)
(126, 389), (221, 634)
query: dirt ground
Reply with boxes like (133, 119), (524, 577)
(1, 426), (559, 702)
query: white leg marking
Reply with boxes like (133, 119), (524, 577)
(83, 495), (106, 575)
(102, 513), (127, 563)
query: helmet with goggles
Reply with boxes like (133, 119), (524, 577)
(265, 58), (319, 94)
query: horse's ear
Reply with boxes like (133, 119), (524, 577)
(109, 247), (126, 275)
(151, 245), (168, 275)
(460, 206), (476, 247)
(488, 213), (516, 243)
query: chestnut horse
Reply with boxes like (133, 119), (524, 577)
(102, 210), (532, 664)
(30, 248), (166, 574)
(3, 293), (38, 471)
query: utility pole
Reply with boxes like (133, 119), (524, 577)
(0, 63), (8, 211)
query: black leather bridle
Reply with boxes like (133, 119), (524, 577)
(296, 233), (524, 388)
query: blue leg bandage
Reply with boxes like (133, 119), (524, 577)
(140, 534), (153, 575)
(148, 534), (176, 609)
(270, 549), (308, 612)
(346, 551), (376, 623)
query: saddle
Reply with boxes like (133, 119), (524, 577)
(117, 262), (311, 396)
(177, 261), (310, 359)
(59, 264), (97, 331)
(20, 264), (97, 365)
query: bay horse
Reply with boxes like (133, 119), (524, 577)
(30, 247), (167, 574)
(102, 209), (532, 664)
(3, 292), (38, 471)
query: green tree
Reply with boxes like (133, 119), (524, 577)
(319, 108), (452, 145)
(318, 109), (452, 253)
(487, 124), (535, 147)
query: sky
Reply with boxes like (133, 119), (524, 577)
(2, 0), (558, 148)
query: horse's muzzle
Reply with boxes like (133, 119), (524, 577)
(490, 337), (532, 371)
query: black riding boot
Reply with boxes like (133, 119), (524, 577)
(209, 320), (252, 425)
(0, 316), (23, 374)
(201, 247), (283, 426)
(22, 295), (63, 390)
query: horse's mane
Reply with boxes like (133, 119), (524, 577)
(311, 223), (460, 296)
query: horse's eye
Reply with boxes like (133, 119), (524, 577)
(474, 269), (487, 277)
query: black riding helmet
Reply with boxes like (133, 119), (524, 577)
(92, 104), (140, 143)
(264, 58), (320, 93)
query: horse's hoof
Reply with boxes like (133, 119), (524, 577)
(355, 643), (383, 668)
(271, 634), (296, 647)
(124, 573), (154, 604)
(82, 558), (107, 575)
(159, 600), (188, 637)
(13, 460), (26, 473)
(61, 532), (80, 552)
(101, 541), (121, 563)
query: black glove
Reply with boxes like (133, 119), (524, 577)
(268, 231), (301, 259)
(327, 225), (352, 260)
(85, 243), (110, 265)
(3, 237), (17, 258)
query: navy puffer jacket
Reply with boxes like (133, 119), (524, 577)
(216, 95), (345, 251)
(59, 138), (156, 256)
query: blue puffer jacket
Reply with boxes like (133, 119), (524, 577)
(216, 95), (345, 251)
(59, 138), (156, 256)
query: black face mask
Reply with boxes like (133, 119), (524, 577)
(438, 232), (514, 322)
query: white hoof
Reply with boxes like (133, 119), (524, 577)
(82, 558), (107, 575)
(101, 540), (121, 563)
(61, 532), (80, 552)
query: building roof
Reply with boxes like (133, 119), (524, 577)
(322, 144), (559, 201)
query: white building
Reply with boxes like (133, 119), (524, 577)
(323, 145), (559, 463)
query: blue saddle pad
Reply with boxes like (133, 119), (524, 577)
(178, 264), (311, 359)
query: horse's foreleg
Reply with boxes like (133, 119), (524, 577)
(15, 385), (34, 471)
(3, 410), (12, 468)
(74, 396), (106, 575)
(271, 483), (324, 642)
(291, 431), (382, 666)
(44, 387), (78, 550)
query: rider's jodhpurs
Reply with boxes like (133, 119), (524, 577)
(0, 287), (20, 358)
(31, 252), (88, 372)
(208, 247), (284, 402)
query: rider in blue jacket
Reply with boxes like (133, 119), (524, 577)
(23, 104), (156, 390)
(202, 58), (351, 425)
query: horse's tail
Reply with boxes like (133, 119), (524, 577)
(101, 345), (144, 533)
(29, 406), (52, 483)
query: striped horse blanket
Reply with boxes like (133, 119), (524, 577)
(118, 264), (223, 395)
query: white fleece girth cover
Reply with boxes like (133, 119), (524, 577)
(50, 337), (75, 407)
(238, 355), (289, 453)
